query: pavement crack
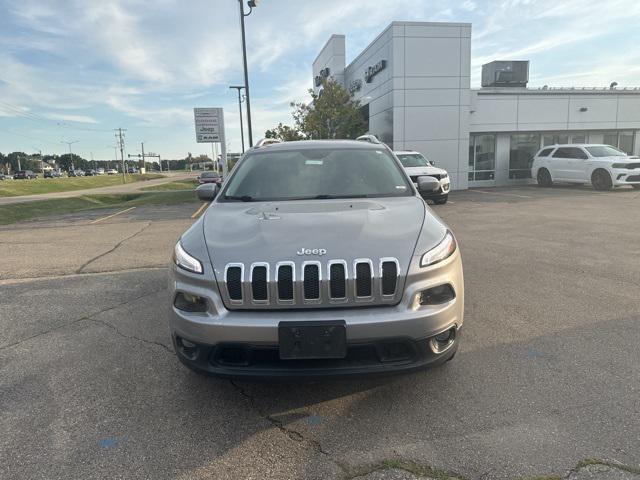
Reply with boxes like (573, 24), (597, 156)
(88, 317), (174, 354)
(229, 379), (330, 456)
(75, 222), (151, 274)
(0, 287), (166, 352)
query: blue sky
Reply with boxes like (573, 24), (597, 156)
(1, 0), (639, 160)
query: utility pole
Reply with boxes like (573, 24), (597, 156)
(238, 0), (258, 147)
(61, 140), (79, 171)
(115, 128), (127, 183)
(140, 142), (145, 172)
(188, 152), (192, 172)
(229, 85), (246, 153)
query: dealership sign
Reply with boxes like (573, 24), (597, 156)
(194, 107), (225, 143)
(348, 79), (362, 95)
(364, 60), (386, 83)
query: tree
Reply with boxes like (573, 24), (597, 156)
(292, 79), (367, 139)
(265, 123), (305, 141)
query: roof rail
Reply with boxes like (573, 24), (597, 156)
(253, 138), (282, 148)
(355, 134), (381, 144)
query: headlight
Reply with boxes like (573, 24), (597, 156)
(420, 231), (457, 267)
(174, 241), (203, 274)
(611, 163), (628, 169)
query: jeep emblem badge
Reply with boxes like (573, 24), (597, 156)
(296, 248), (327, 256)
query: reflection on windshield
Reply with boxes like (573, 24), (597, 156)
(397, 153), (430, 168)
(221, 148), (412, 201)
(585, 146), (626, 157)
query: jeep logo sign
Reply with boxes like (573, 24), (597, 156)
(364, 60), (386, 83)
(296, 248), (327, 256)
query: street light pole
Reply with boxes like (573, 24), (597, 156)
(229, 85), (246, 153)
(238, 0), (258, 148)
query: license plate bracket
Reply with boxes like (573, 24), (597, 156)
(278, 320), (347, 360)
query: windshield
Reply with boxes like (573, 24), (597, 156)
(201, 171), (220, 178)
(396, 153), (432, 168)
(221, 147), (412, 201)
(585, 145), (626, 157)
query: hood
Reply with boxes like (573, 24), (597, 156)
(203, 197), (427, 279)
(403, 166), (448, 177)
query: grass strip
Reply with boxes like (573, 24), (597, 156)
(0, 191), (197, 225)
(0, 173), (165, 197)
(141, 179), (197, 191)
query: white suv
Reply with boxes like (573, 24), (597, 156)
(395, 151), (451, 204)
(531, 144), (640, 191)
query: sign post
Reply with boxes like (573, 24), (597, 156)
(194, 107), (227, 178)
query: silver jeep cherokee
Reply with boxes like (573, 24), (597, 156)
(169, 140), (463, 378)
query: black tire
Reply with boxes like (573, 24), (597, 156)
(632, 185), (640, 190)
(537, 168), (553, 187)
(432, 196), (448, 205)
(592, 169), (613, 191)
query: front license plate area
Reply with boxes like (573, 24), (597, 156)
(278, 321), (347, 360)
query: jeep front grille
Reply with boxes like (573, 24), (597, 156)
(220, 258), (401, 309)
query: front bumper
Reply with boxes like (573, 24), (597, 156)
(612, 169), (640, 186)
(168, 248), (463, 378)
(172, 330), (459, 379)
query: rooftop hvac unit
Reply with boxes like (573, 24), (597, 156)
(481, 61), (529, 88)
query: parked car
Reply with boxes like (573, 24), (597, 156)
(85, 169), (96, 177)
(68, 170), (84, 177)
(197, 171), (222, 185)
(14, 170), (38, 179)
(0, 172), (12, 180)
(170, 139), (463, 378)
(394, 151), (450, 204)
(531, 144), (640, 191)
(106, 168), (118, 175)
(127, 167), (138, 174)
(96, 168), (105, 175)
(44, 170), (63, 178)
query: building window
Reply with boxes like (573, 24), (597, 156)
(619, 132), (634, 155)
(509, 134), (540, 179)
(543, 133), (568, 146)
(468, 134), (495, 181)
(603, 132), (618, 147)
(571, 133), (586, 144)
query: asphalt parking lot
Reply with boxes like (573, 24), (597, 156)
(1, 186), (639, 480)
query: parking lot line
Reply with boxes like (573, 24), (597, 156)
(191, 202), (208, 219)
(90, 207), (136, 224)
(469, 189), (533, 199)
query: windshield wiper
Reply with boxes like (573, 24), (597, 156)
(313, 194), (371, 199)
(223, 195), (255, 202)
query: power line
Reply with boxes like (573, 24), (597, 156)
(0, 100), (113, 133)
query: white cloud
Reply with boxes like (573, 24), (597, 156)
(42, 113), (99, 124)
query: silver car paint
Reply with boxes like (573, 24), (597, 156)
(169, 140), (463, 355)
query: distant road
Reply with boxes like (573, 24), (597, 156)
(0, 171), (198, 206)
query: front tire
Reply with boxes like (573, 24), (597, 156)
(592, 169), (613, 191)
(432, 195), (448, 205)
(537, 168), (553, 187)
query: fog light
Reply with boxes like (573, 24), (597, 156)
(430, 328), (456, 354)
(174, 292), (207, 312)
(419, 284), (455, 305)
(176, 337), (199, 360)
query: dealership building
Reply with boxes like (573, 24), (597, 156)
(312, 21), (640, 190)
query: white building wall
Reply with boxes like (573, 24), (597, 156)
(312, 35), (346, 95)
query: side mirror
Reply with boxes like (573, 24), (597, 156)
(417, 176), (439, 193)
(196, 183), (219, 201)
